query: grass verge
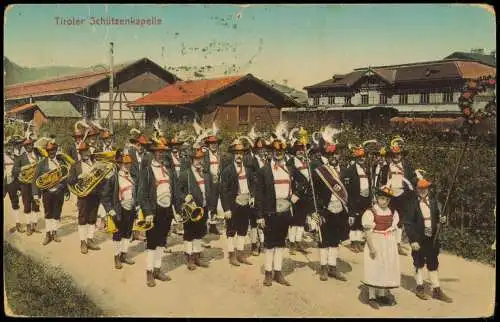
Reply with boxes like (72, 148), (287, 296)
(4, 242), (105, 317)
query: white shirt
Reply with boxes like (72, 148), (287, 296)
(235, 162), (249, 195)
(192, 166), (206, 207)
(209, 150), (219, 176)
(388, 162), (404, 197)
(356, 163), (370, 197)
(294, 157), (309, 181)
(4, 154), (14, 184)
(362, 204), (400, 232)
(118, 169), (135, 211)
(271, 160), (290, 200)
(256, 155), (265, 168)
(74, 143), (81, 161)
(321, 156), (328, 165)
(152, 160), (171, 208)
(48, 157), (60, 192)
(419, 197), (432, 233)
(27, 152), (37, 164)
(81, 160), (93, 176)
(171, 153), (181, 176)
(324, 164), (344, 213)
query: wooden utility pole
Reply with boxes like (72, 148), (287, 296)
(108, 42), (114, 133)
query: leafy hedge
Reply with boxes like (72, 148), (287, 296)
(36, 119), (496, 265)
(4, 242), (104, 317)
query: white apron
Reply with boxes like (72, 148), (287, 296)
(362, 205), (400, 288)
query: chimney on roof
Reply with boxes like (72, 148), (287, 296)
(470, 48), (485, 55)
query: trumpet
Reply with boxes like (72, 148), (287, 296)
(133, 209), (154, 232)
(178, 201), (205, 224)
(35, 153), (75, 191)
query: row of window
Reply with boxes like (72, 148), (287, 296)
(312, 92), (455, 106)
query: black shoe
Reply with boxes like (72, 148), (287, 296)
(42, 232), (52, 246)
(273, 271), (291, 286)
(146, 270), (156, 287)
(114, 255), (123, 269)
(263, 271), (273, 287)
(432, 287), (453, 303)
(153, 268), (171, 282)
(367, 299), (380, 310)
(120, 252), (135, 265)
(80, 240), (88, 254)
(86, 238), (101, 250)
(319, 265), (328, 281)
(328, 265), (347, 281)
(52, 231), (61, 243)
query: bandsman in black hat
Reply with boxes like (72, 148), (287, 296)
(101, 152), (138, 270)
(220, 138), (255, 267)
(34, 137), (71, 246)
(12, 129), (42, 235)
(67, 141), (105, 254)
(286, 129), (314, 255)
(310, 125), (349, 282)
(254, 121), (298, 287)
(138, 136), (180, 287)
(177, 145), (214, 271)
(379, 135), (417, 256)
(243, 127), (270, 255)
(403, 170), (453, 303)
(4, 136), (24, 233)
(343, 142), (373, 253)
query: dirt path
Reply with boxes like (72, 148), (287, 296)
(3, 196), (495, 317)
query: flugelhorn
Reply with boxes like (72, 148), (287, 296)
(178, 201), (205, 224)
(133, 209), (154, 232)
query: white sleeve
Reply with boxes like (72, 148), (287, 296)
(362, 210), (375, 231)
(392, 210), (400, 228)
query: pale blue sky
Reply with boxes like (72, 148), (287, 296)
(4, 4), (496, 89)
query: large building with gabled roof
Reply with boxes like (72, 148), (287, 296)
(5, 58), (179, 126)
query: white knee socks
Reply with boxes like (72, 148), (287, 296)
(113, 240), (121, 255)
(415, 268), (424, 285)
(146, 249), (155, 271)
(154, 246), (163, 268)
(429, 270), (440, 288)
(236, 236), (245, 251)
(350, 230), (363, 242)
(193, 239), (202, 253)
(227, 236), (235, 253)
(295, 226), (304, 242)
(78, 225), (88, 241)
(264, 248), (274, 271)
(121, 239), (130, 253)
(273, 247), (283, 271)
(184, 241), (193, 255)
(87, 224), (95, 239)
(328, 247), (338, 266)
(319, 248), (328, 265)
(250, 228), (258, 244)
(257, 229), (264, 243)
(288, 226), (297, 243)
(368, 287), (377, 299)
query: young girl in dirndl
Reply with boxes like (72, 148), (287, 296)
(362, 185), (400, 309)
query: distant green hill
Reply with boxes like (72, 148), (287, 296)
(4, 57), (107, 86)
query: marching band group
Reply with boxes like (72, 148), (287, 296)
(3, 118), (454, 310)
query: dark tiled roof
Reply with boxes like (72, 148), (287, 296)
(305, 60), (496, 90)
(444, 52), (496, 67)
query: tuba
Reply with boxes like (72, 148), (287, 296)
(178, 201), (205, 224)
(18, 161), (42, 184)
(68, 161), (115, 198)
(35, 153), (75, 191)
(133, 209), (154, 232)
